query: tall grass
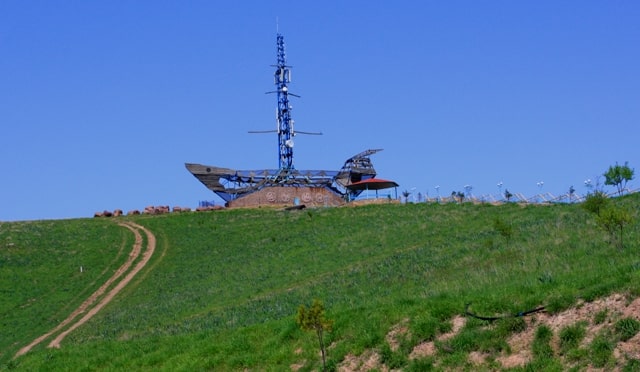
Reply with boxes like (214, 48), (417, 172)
(2, 194), (639, 370)
(0, 219), (129, 361)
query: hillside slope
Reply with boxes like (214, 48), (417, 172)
(2, 194), (640, 370)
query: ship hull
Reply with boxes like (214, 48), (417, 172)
(185, 163), (344, 206)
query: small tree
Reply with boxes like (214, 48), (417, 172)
(568, 185), (575, 203)
(402, 190), (411, 203)
(296, 299), (333, 371)
(582, 190), (609, 216)
(597, 206), (632, 250)
(504, 189), (513, 202)
(604, 161), (635, 195)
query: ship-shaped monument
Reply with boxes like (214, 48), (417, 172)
(185, 34), (397, 208)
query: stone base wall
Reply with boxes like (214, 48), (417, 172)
(228, 186), (345, 208)
(349, 198), (401, 206)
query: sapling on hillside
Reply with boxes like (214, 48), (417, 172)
(597, 206), (632, 250)
(296, 299), (333, 371)
(582, 190), (608, 216)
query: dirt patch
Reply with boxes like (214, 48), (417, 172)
(338, 350), (384, 372)
(468, 350), (489, 365)
(495, 327), (534, 368)
(14, 221), (155, 358)
(338, 294), (640, 370)
(440, 315), (466, 341)
(496, 293), (640, 369)
(290, 359), (306, 371)
(410, 315), (467, 360)
(385, 318), (410, 352)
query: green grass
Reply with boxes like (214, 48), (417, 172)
(559, 321), (587, 357)
(614, 317), (640, 342)
(1, 193), (639, 370)
(0, 219), (130, 360)
(590, 332), (615, 368)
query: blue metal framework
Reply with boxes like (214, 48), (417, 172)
(185, 34), (388, 204)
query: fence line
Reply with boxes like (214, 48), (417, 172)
(410, 188), (638, 205)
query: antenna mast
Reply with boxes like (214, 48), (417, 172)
(274, 34), (295, 173)
(250, 33), (321, 177)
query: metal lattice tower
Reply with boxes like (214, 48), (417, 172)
(274, 34), (295, 172)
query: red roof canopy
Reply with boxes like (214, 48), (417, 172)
(346, 178), (399, 191)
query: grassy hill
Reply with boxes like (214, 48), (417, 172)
(2, 194), (640, 370)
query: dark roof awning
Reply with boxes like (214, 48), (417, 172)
(345, 178), (399, 191)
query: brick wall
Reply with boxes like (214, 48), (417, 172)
(228, 186), (345, 208)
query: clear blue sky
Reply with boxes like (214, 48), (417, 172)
(1, 1), (638, 221)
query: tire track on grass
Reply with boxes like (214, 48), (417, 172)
(14, 221), (156, 358)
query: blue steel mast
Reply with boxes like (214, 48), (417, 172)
(249, 33), (321, 179)
(274, 33), (295, 173)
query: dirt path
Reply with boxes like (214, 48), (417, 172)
(14, 221), (156, 358)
